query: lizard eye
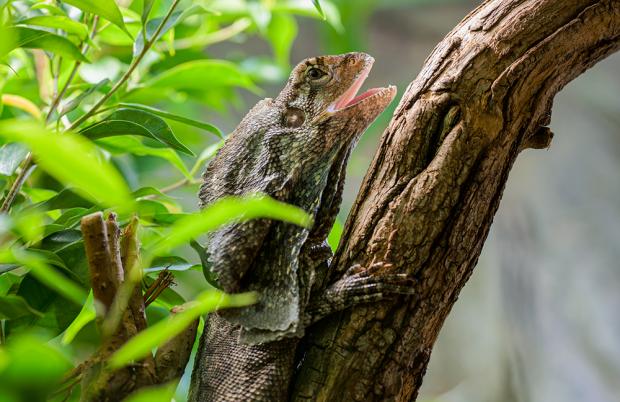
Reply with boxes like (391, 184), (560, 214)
(305, 67), (330, 86)
(283, 107), (305, 128)
(307, 67), (325, 80)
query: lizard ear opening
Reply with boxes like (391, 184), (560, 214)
(283, 107), (305, 128)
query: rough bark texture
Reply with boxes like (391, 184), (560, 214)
(290, 0), (620, 401)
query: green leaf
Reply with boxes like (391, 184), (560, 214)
(12, 208), (44, 242)
(150, 255), (188, 266)
(61, 291), (95, 344)
(135, 199), (169, 218)
(191, 140), (224, 175)
(119, 102), (222, 138)
(33, 188), (93, 211)
(109, 290), (256, 368)
(248, 2), (271, 33)
(327, 218), (343, 252)
(272, 0), (343, 32)
(122, 382), (177, 402)
(312, 0), (326, 19)
(149, 194), (312, 256)
(0, 294), (43, 319)
(0, 27), (88, 61)
(53, 207), (96, 228)
(40, 230), (83, 252)
(59, 78), (110, 117)
(53, 241), (91, 287)
(0, 24), (17, 59)
(30, 3), (66, 15)
(6, 268), (82, 336)
(151, 213), (188, 225)
(42, 224), (67, 237)
(0, 142), (28, 176)
(2, 248), (87, 305)
(0, 336), (72, 396)
(132, 186), (172, 200)
(0, 272), (20, 295)
(22, 187), (58, 204)
(133, 5), (213, 57)
(265, 13), (297, 67)
(0, 264), (20, 274)
(141, 0), (155, 24)
(80, 109), (194, 156)
(18, 16), (89, 39)
(79, 57), (122, 84)
(189, 239), (219, 289)
(145, 60), (259, 94)
(96, 136), (192, 179)
(144, 263), (199, 273)
(0, 120), (133, 209)
(63, 0), (131, 38)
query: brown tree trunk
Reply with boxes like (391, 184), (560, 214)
(290, 0), (620, 400)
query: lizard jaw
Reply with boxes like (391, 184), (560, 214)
(326, 62), (394, 113)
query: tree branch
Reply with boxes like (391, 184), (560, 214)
(81, 212), (120, 320)
(291, 0), (620, 400)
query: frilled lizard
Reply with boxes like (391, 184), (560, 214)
(189, 52), (410, 401)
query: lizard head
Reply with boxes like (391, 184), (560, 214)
(275, 52), (396, 149)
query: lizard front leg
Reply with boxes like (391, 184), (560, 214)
(304, 262), (414, 326)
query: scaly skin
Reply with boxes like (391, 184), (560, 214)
(190, 53), (403, 402)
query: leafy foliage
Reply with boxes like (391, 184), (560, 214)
(0, 0), (343, 400)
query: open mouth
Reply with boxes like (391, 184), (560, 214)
(327, 63), (391, 113)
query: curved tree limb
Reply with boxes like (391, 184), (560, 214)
(291, 0), (620, 400)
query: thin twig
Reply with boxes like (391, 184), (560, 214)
(0, 17), (100, 213)
(142, 175), (201, 200)
(144, 269), (174, 307)
(159, 178), (191, 193)
(46, 15), (99, 123)
(50, 375), (82, 399)
(0, 161), (35, 213)
(156, 18), (251, 51)
(51, 56), (62, 104)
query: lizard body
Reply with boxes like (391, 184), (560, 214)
(190, 52), (404, 401)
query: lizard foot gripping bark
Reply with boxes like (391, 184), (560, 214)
(190, 52), (411, 402)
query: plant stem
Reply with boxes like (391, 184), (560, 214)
(47, 16), (100, 124)
(0, 160), (35, 213)
(156, 17), (252, 51)
(159, 178), (193, 193)
(0, 17), (100, 213)
(143, 177), (199, 200)
(68, 0), (181, 131)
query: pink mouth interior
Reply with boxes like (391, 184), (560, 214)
(342, 88), (383, 107)
(330, 64), (381, 111)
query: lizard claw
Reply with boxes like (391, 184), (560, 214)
(305, 261), (414, 325)
(336, 264), (415, 296)
(345, 261), (394, 277)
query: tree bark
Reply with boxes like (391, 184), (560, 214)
(291, 0), (620, 401)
